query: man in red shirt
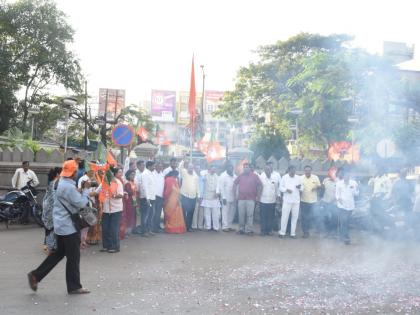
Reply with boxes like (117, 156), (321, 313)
(233, 163), (262, 235)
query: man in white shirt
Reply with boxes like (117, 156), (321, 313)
(192, 164), (205, 230)
(217, 163), (236, 232)
(368, 168), (392, 216)
(336, 170), (359, 245)
(267, 161), (281, 183)
(133, 160), (145, 233)
(201, 165), (221, 231)
(258, 165), (280, 236)
(139, 161), (156, 236)
(321, 171), (338, 236)
(152, 162), (165, 233)
(279, 165), (303, 238)
(12, 161), (40, 189)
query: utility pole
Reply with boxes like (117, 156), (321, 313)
(101, 89), (109, 147)
(114, 90), (119, 125)
(84, 81), (88, 150)
(200, 65), (205, 126)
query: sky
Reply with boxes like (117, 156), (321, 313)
(52, 0), (420, 106)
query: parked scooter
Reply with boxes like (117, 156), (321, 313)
(0, 180), (43, 228)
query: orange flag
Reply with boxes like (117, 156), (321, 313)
(206, 140), (225, 162)
(156, 131), (171, 145)
(137, 127), (149, 141)
(106, 150), (117, 167)
(188, 56), (197, 136)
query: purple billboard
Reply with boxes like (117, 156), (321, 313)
(151, 90), (176, 122)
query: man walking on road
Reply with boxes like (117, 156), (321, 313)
(28, 159), (90, 294)
(279, 165), (303, 239)
(233, 163), (262, 235)
(300, 165), (321, 238)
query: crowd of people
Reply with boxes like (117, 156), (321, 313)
(23, 156), (420, 294)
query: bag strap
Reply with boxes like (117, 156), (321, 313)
(58, 198), (75, 217)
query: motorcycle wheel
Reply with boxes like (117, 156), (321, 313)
(32, 204), (44, 227)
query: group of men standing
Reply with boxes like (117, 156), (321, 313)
(132, 156), (361, 244)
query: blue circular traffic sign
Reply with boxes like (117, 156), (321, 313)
(111, 124), (135, 147)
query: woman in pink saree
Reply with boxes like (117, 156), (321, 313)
(163, 171), (186, 234)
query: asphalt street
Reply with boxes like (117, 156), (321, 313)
(1, 224), (420, 314)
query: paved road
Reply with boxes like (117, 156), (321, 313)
(1, 224), (420, 314)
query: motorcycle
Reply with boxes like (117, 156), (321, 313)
(0, 180), (44, 228)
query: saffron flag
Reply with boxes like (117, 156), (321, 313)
(206, 141), (225, 162)
(188, 56), (197, 136)
(137, 126), (149, 141)
(106, 150), (117, 167)
(328, 142), (360, 162)
(156, 130), (171, 146)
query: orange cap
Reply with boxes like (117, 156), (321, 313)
(60, 160), (78, 177)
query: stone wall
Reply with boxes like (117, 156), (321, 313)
(0, 147), (91, 196)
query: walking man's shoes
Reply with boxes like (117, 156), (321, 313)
(68, 288), (90, 295)
(27, 272), (38, 292)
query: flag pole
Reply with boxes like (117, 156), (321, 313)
(188, 54), (196, 163)
(190, 123), (193, 162)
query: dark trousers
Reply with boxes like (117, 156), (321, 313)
(300, 202), (315, 235)
(181, 195), (196, 230)
(102, 212), (122, 250)
(260, 202), (275, 234)
(153, 196), (163, 232)
(339, 209), (352, 242)
(140, 198), (154, 233)
(31, 232), (82, 293)
(323, 202), (339, 234)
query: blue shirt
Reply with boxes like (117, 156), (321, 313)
(53, 177), (89, 235)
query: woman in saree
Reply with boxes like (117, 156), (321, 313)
(86, 171), (104, 245)
(163, 170), (186, 234)
(120, 170), (137, 239)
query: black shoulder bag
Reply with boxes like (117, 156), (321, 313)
(58, 199), (97, 231)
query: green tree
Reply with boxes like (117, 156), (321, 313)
(215, 33), (354, 153)
(249, 132), (289, 161)
(215, 33), (404, 158)
(0, 0), (83, 133)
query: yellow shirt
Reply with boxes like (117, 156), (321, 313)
(180, 169), (199, 199)
(301, 174), (321, 203)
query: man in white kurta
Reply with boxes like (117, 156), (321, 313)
(279, 166), (303, 238)
(217, 163), (236, 232)
(201, 165), (221, 231)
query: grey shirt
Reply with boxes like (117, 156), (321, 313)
(53, 177), (89, 236)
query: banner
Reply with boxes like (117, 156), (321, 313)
(177, 91), (202, 125)
(98, 88), (125, 120)
(151, 90), (176, 122)
(204, 90), (224, 120)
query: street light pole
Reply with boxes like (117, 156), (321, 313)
(84, 80), (88, 150)
(61, 97), (78, 153)
(64, 109), (70, 153)
(200, 65), (205, 125)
